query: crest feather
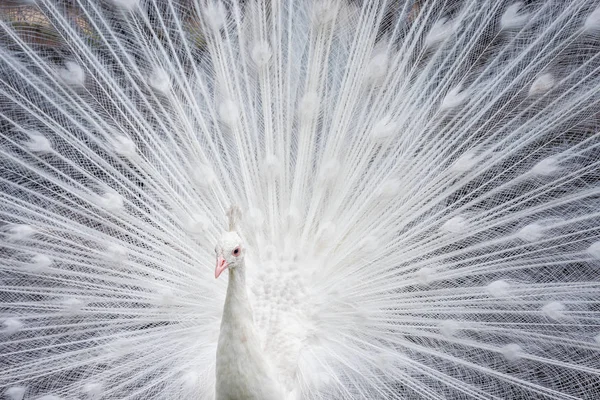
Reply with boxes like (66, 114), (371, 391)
(227, 205), (241, 232)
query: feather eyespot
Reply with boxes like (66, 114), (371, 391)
(232, 247), (240, 256)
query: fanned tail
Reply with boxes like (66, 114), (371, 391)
(1, 1), (600, 399)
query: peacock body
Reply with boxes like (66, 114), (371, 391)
(1, 0), (600, 399)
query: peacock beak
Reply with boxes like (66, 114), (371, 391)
(215, 256), (228, 279)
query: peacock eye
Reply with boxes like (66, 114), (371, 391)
(232, 247), (240, 256)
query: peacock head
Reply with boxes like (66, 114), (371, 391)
(214, 231), (244, 279)
(214, 206), (244, 279)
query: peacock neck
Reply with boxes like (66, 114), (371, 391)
(222, 262), (253, 322)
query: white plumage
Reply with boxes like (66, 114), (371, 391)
(215, 229), (284, 400)
(1, 1), (600, 399)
